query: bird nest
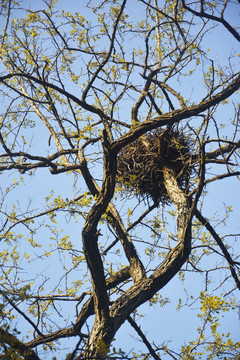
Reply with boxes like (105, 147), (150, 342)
(117, 129), (191, 205)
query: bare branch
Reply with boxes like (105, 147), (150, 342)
(195, 209), (240, 291)
(181, 0), (240, 42)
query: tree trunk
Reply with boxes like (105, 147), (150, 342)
(82, 166), (192, 358)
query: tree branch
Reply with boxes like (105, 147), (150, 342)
(113, 73), (240, 152)
(109, 167), (192, 343)
(25, 267), (131, 349)
(79, 142), (146, 283)
(0, 328), (41, 360)
(181, 0), (240, 42)
(195, 209), (240, 291)
(127, 316), (161, 360)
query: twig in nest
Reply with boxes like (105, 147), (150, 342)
(117, 129), (191, 205)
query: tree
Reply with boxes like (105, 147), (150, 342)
(0, 0), (240, 358)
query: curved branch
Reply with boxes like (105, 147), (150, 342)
(204, 139), (240, 161)
(82, 0), (127, 102)
(0, 290), (43, 337)
(0, 72), (106, 119)
(0, 328), (40, 360)
(181, 0), (240, 42)
(127, 316), (161, 360)
(1, 72), (239, 147)
(195, 209), (240, 291)
(79, 143), (146, 283)
(113, 73), (240, 152)
(81, 132), (116, 325)
(107, 167), (192, 347)
(25, 267), (131, 349)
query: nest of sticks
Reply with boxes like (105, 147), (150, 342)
(117, 128), (191, 205)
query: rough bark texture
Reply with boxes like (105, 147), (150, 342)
(83, 165), (192, 358)
(0, 328), (41, 360)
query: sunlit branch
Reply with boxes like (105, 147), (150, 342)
(81, 0), (127, 102)
(0, 290), (43, 337)
(25, 267), (131, 348)
(0, 72), (106, 119)
(113, 73), (240, 152)
(78, 143), (146, 282)
(0, 193), (86, 237)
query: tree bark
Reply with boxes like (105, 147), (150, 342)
(0, 328), (40, 360)
(83, 166), (192, 358)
